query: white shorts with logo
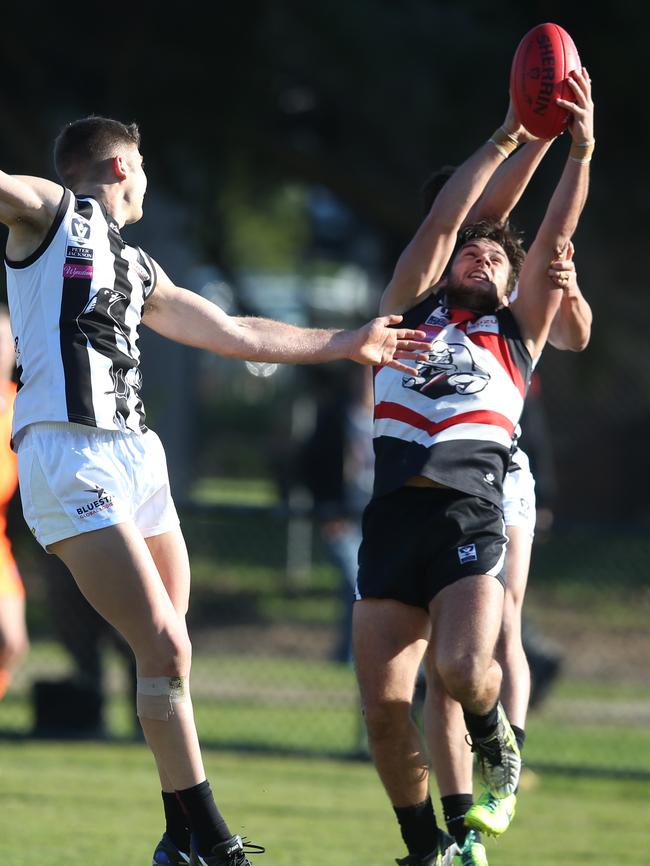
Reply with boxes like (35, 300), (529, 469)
(17, 422), (180, 550)
(502, 447), (536, 538)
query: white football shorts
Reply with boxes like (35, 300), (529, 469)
(502, 447), (536, 538)
(17, 421), (179, 550)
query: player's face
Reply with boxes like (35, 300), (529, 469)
(447, 239), (511, 311)
(123, 147), (147, 224)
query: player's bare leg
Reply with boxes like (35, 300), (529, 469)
(51, 522), (205, 788)
(354, 599), (430, 804)
(431, 575), (503, 713)
(423, 665), (481, 859)
(432, 575), (520, 802)
(145, 526), (192, 791)
(353, 599), (457, 864)
(459, 526), (532, 841)
(144, 527), (196, 862)
(51, 523), (258, 865)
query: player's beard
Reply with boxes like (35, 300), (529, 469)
(443, 277), (501, 315)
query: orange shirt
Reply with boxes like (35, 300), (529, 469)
(0, 381), (22, 596)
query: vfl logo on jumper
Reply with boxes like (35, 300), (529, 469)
(77, 289), (141, 400)
(402, 340), (490, 398)
(457, 544), (478, 564)
(70, 216), (92, 245)
(77, 485), (114, 518)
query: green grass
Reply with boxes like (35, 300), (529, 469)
(0, 740), (648, 866)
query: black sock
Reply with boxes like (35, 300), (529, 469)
(393, 796), (439, 858)
(463, 702), (499, 741)
(441, 793), (475, 847)
(162, 791), (191, 852)
(511, 725), (526, 753)
(176, 780), (232, 855)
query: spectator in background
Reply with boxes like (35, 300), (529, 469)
(0, 305), (28, 700)
(298, 365), (374, 663)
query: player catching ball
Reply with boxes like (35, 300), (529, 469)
(353, 58), (593, 866)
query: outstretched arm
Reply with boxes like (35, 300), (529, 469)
(380, 101), (529, 316)
(142, 261), (432, 374)
(465, 138), (553, 226)
(546, 242), (592, 351)
(511, 68), (594, 359)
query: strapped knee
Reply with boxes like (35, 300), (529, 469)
(136, 676), (189, 721)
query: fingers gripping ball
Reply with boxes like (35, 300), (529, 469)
(510, 23), (581, 139)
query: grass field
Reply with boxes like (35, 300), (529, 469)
(0, 739), (648, 866)
(5, 502), (649, 862)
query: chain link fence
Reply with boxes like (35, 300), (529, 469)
(1, 498), (648, 778)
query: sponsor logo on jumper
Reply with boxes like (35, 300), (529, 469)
(63, 263), (94, 279)
(457, 544), (478, 564)
(531, 33), (556, 116)
(77, 485), (114, 518)
(67, 245), (93, 260)
(426, 306), (450, 327)
(467, 315), (499, 335)
(484, 472), (495, 486)
(70, 216), (91, 244)
(402, 339), (490, 399)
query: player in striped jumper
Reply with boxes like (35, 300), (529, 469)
(418, 151), (591, 865)
(0, 115), (431, 866)
(353, 68), (593, 866)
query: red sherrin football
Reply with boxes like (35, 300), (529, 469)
(510, 23), (582, 139)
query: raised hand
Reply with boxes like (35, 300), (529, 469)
(557, 67), (594, 144)
(351, 315), (432, 374)
(502, 95), (539, 144)
(548, 240), (578, 293)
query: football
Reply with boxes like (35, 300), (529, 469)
(510, 22), (582, 139)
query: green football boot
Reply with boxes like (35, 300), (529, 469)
(458, 830), (488, 866)
(464, 790), (517, 837)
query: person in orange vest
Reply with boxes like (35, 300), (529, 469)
(0, 304), (28, 700)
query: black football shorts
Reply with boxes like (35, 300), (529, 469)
(356, 486), (507, 609)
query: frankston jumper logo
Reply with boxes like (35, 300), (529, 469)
(77, 485), (114, 519)
(402, 339), (490, 399)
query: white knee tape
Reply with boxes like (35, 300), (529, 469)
(136, 676), (189, 721)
